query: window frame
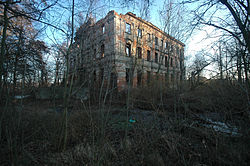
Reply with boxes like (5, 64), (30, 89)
(137, 47), (142, 59)
(137, 28), (142, 38)
(147, 33), (151, 41)
(176, 46), (179, 57)
(101, 44), (105, 58)
(102, 24), (105, 34)
(171, 45), (174, 53)
(125, 23), (131, 34)
(147, 50), (151, 61)
(155, 52), (158, 63)
(155, 37), (158, 46)
(125, 43), (131, 57)
(165, 42), (168, 49)
(165, 55), (168, 67)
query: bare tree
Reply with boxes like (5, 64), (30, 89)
(187, 50), (213, 88)
(159, 0), (192, 42)
(0, 0), (59, 104)
(181, 0), (249, 83)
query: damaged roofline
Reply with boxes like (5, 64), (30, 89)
(125, 12), (185, 47)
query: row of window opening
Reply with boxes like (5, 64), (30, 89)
(126, 69), (177, 86)
(125, 23), (180, 53)
(125, 44), (175, 67)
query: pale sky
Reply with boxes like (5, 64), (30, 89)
(45, 0), (208, 56)
(44, 0), (220, 78)
(111, 0), (211, 64)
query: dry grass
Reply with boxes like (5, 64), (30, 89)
(0, 81), (250, 165)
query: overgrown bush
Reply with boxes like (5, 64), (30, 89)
(0, 80), (249, 165)
(131, 80), (174, 110)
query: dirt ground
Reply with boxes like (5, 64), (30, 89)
(1, 97), (249, 165)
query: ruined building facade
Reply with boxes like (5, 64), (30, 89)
(73, 10), (185, 90)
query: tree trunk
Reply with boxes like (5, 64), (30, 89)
(219, 45), (223, 80)
(0, 1), (9, 98)
(237, 51), (242, 84)
(219, 0), (250, 53)
(13, 27), (23, 93)
(13, 53), (18, 93)
(242, 50), (249, 86)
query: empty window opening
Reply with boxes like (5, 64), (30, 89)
(165, 56), (168, 67)
(147, 50), (150, 61)
(147, 33), (151, 41)
(138, 28), (142, 38)
(101, 44), (105, 58)
(160, 55), (164, 64)
(137, 47), (142, 59)
(170, 57), (173, 67)
(165, 42), (168, 49)
(155, 52), (158, 63)
(125, 43), (131, 56)
(176, 47), (179, 56)
(126, 23), (131, 34)
(102, 25), (105, 34)
(155, 37), (158, 45)
(171, 45), (174, 53)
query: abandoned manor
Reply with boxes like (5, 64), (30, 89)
(73, 10), (185, 90)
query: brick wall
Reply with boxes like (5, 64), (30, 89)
(74, 10), (185, 91)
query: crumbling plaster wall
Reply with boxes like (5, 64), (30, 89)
(75, 10), (184, 90)
(76, 11), (117, 84)
(113, 11), (184, 89)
